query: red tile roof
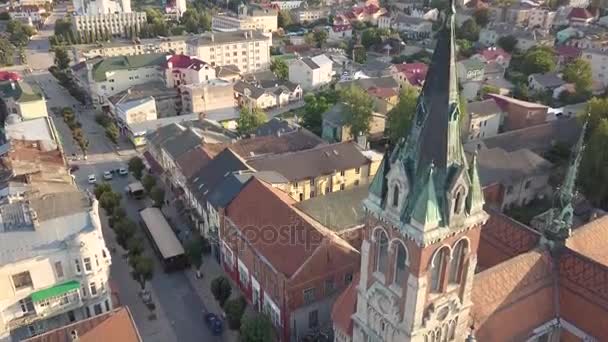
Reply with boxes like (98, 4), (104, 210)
(393, 62), (428, 87)
(331, 273), (359, 336)
(478, 47), (511, 62)
(565, 215), (608, 265)
(568, 7), (595, 20)
(555, 45), (582, 59)
(366, 86), (397, 99)
(225, 178), (326, 277)
(23, 307), (141, 342)
(176, 146), (213, 179)
(165, 54), (208, 70)
(0, 71), (21, 81)
(332, 24), (352, 32)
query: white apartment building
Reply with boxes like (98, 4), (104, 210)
(583, 48), (608, 87)
(270, 1), (303, 9)
(527, 8), (556, 30)
(115, 96), (157, 125)
(288, 54), (333, 90)
(72, 12), (147, 39)
(164, 54), (216, 88)
(0, 192), (113, 342)
(212, 7), (278, 33)
(187, 31), (272, 73)
(73, 0), (130, 15)
(71, 36), (187, 62)
(0, 80), (48, 121)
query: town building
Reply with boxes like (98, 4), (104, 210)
(328, 24), (353, 42)
(180, 82), (236, 115)
(528, 72), (566, 93)
(389, 62), (428, 88)
(487, 93), (548, 131)
(72, 0), (131, 15)
(582, 48), (608, 88)
(378, 14), (433, 40)
(164, 54), (216, 88)
(186, 31), (272, 74)
(479, 24), (554, 52)
(70, 36), (187, 62)
(527, 7), (556, 30)
(71, 12), (147, 39)
(567, 7), (598, 26)
(212, 5), (278, 33)
(220, 177), (360, 341)
(288, 55), (333, 90)
(465, 99), (503, 141)
(0, 186), (113, 341)
(322, 104), (388, 143)
(8, 5), (47, 26)
(470, 46), (511, 67)
(342, 4), (386, 25)
(234, 79), (302, 109)
(270, 0), (303, 10)
(292, 7), (330, 24)
(0, 79), (48, 121)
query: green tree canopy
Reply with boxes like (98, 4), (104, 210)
(387, 87), (418, 143)
(457, 19), (480, 42)
(278, 10), (292, 28)
(340, 85), (374, 137)
(521, 46), (556, 75)
(186, 238), (204, 271)
(580, 118), (608, 208)
(563, 58), (592, 95)
(150, 186), (165, 208)
(270, 58), (288, 80)
(128, 156), (145, 180)
(99, 191), (121, 214)
(142, 174), (157, 194)
(241, 313), (274, 342)
(473, 8), (490, 27)
(237, 107), (267, 136)
(302, 93), (329, 136)
(313, 30), (328, 48)
(0, 37), (15, 66)
(54, 47), (71, 70)
(361, 28), (382, 49)
(586, 97), (608, 133)
(211, 276), (232, 307)
(130, 255), (154, 291)
(224, 297), (247, 330)
(94, 183), (113, 199)
(497, 35), (518, 53)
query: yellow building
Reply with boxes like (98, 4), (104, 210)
(248, 142), (382, 201)
(0, 80), (48, 121)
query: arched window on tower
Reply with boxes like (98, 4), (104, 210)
(393, 241), (408, 287)
(430, 247), (449, 293)
(449, 239), (468, 284)
(453, 188), (463, 215)
(392, 184), (399, 208)
(374, 230), (389, 274)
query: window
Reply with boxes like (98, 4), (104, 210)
(95, 255), (100, 267)
(393, 242), (408, 287)
(310, 191), (315, 198)
(453, 189), (463, 215)
(20, 298), (34, 313)
(90, 282), (97, 296)
(308, 310), (318, 328)
(431, 247), (449, 293)
(340, 184), (345, 191)
(84, 257), (92, 272)
(449, 240), (468, 284)
(324, 278), (335, 294)
(345, 273), (353, 284)
(74, 259), (81, 273)
(340, 170), (345, 176)
(303, 288), (315, 304)
(94, 304), (103, 315)
(105, 300), (111, 312)
(506, 185), (513, 194)
(355, 167), (360, 174)
(86, 306), (91, 318)
(12, 271), (33, 290)
(374, 230), (389, 274)
(59, 294), (69, 306)
(355, 180), (360, 186)
(81, 285), (87, 298)
(392, 185), (399, 207)
(524, 180), (532, 189)
(54, 261), (64, 278)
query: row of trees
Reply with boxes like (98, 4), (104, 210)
(61, 107), (89, 156)
(580, 98), (608, 208)
(0, 20), (36, 66)
(49, 48), (89, 104)
(95, 114), (121, 145)
(127, 156), (166, 206)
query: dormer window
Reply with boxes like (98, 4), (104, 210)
(453, 190), (462, 215)
(392, 185), (399, 208)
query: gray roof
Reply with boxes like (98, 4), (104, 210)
(0, 192), (94, 264)
(295, 185), (368, 231)
(162, 128), (203, 160)
(248, 142), (370, 181)
(338, 76), (399, 91)
(530, 72), (566, 89)
(255, 118), (298, 136)
(465, 117), (581, 154)
(5, 116), (56, 144)
(146, 123), (187, 149)
(467, 99), (502, 118)
(394, 14), (428, 26)
(130, 114), (199, 135)
(301, 58), (320, 70)
(187, 30), (268, 47)
(323, 103), (346, 126)
(475, 147), (553, 186)
(207, 171), (288, 208)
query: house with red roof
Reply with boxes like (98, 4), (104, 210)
(163, 54), (216, 88)
(555, 45), (582, 66)
(389, 62), (429, 88)
(341, 4), (386, 25)
(568, 7), (598, 26)
(220, 177), (360, 342)
(471, 46), (511, 67)
(328, 24), (353, 42)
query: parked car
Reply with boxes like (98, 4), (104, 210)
(103, 171), (113, 180)
(69, 165), (80, 173)
(118, 167), (128, 176)
(87, 174), (96, 184)
(205, 313), (223, 336)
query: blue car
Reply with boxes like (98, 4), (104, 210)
(205, 313), (223, 336)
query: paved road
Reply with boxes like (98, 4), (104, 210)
(29, 70), (218, 341)
(25, 4), (65, 70)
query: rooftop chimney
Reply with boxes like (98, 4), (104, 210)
(70, 330), (79, 341)
(211, 34), (215, 42)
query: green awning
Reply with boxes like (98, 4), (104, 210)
(31, 280), (80, 302)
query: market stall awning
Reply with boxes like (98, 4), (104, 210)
(31, 280), (80, 302)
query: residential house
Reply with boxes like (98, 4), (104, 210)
(215, 65), (241, 83)
(389, 62), (428, 88)
(582, 48), (608, 88)
(482, 62), (513, 95)
(562, 26), (608, 49)
(479, 24), (554, 52)
(270, 1), (304, 10)
(181, 82), (237, 114)
(212, 5), (278, 33)
(0, 79), (48, 121)
(476, 147), (553, 210)
(567, 7), (598, 26)
(465, 99), (503, 141)
(487, 93), (548, 131)
(528, 72), (565, 94)
(0, 189), (114, 341)
(220, 177), (360, 341)
(186, 31), (272, 74)
(366, 86), (398, 114)
(470, 47), (511, 67)
(378, 14), (432, 40)
(292, 7), (331, 24)
(164, 54), (216, 88)
(527, 7), (556, 30)
(247, 142), (381, 202)
(322, 103), (387, 143)
(457, 58), (485, 100)
(504, 4), (534, 27)
(23, 307), (141, 342)
(328, 24), (353, 42)
(342, 4), (386, 25)
(555, 46), (581, 67)
(112, 97), (157, 133)
(234, 79), (302, 109)
(288, 55), (333, 90)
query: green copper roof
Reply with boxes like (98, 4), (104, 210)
(368, 152), (390, 203)
(411, 164), (442, 227)
(466, 153), (484, 212)
(0, 80), (44, 103)
(92, 53), (167, 82)
(31, 280), (80, 302)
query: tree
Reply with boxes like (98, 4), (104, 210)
(127, 237), (144, 258)
(277, 10), (292, 28)
(224, 296), (247, 330)
(270, 59), (288, 80)
(580, 119), (608, 207)
(457, 19), (480, 42)
(473, 8), (490, 27)
(128, 156), (145, 180)
(130, 255), (154, 291)
(353, 46), (367, 64)
(387, 87), (418, 143)
(302, 94), (328, 135)
(586, 97), (608, 133)
(150, 186), (165, 208)
(522, 46), (556, 75)
(237, 107), (267, 136)
(563, 58), (592, 95)
(361, 28), (381, 49)
(0, 37), (15, 66)
(141, 174), (157, 194)
(211, 276), (232, 307)
(313, 30), (328, 48)
(479, 85), (500, 98)
(340, 85), (374, 137)
(241, 313), (274, 342)
(186, 238), (204, 278)
(115, 219), (137, 249)
(497, 35), (518, 53)
(105, 123), (119, 144)
(54, 47), (70, 70)
(99, 191), (121, 214)
(456, 39), (474, 58)
(94, 183), (113, 199)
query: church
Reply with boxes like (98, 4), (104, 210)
(331, 1), (608, 341)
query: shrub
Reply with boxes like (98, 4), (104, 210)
(210, 276), (232, 308)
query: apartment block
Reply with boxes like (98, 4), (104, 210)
(71, 36), (187, 62)
(180, 83), (236, 114)
(212, 6), (277, 33)
(187, 31), (272, 73)
(72, 12), (147, 39)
